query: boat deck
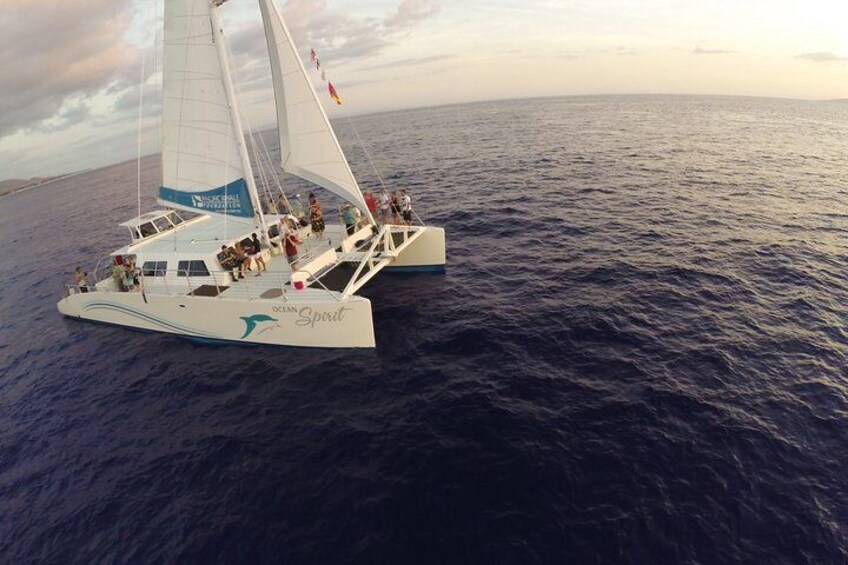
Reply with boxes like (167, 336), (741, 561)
(90, 223), (425, 303)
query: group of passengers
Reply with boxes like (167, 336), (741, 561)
(112, 257), (140, 292)
(217, 233), (267, 282)
(363, 189), (413, 226)
(69, 189), (417, 294)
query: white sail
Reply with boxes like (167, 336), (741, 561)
(158, 0), (254, 218)
(258, 0), (370, 217)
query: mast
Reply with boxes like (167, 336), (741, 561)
(210, 1), (268, 238)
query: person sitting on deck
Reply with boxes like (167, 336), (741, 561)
(249, 233), (267, 275)
(217, 245), (239, 282)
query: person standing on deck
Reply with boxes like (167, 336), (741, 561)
(74, 267), (89, 293)
(111, 260), (126, 291)
(364, 191), (377, 223)
(249, 233), (267, 275)
(285, 228), (302, 270)
(308, 193), (325, 239)
(390, 191), (401, 224)
(378, 191), (390, 225)
(400, 189), (413, 226)
(276, 194), (289, 216)
(342, 205), (357, 236)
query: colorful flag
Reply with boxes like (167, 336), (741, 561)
(328, 82), (342, 105)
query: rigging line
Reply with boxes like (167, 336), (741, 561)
(155, 0), (162, 159)
(248, 132), (271, 210)
(255, 123), (288, 200)
(221, 24), (286, 218)
(252, 127), (283, 207)
(345, 115), (389, 195)
(216, 11), (265, 232)
(136, 42), (146, 222)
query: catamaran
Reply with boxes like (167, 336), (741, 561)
(57, 0), (446, 348)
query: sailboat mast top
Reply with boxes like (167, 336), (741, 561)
(210, 3), (268, 237)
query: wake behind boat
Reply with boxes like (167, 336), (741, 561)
(57, 0), (446, 348)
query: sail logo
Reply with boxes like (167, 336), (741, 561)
(191, 194), (243, 211)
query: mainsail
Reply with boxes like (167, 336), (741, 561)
(258, 0), (371, 217)
(158, 0), (254, 218)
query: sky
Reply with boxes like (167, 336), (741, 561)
(1, 0), (846, 179)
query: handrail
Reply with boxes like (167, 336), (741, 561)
(289, 268), (342, 301)
(342, 225), (388, 297)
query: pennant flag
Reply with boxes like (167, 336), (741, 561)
(316, 58), (321, 70)
(310, 48), (317, 63)
(328, 82), (342, 105)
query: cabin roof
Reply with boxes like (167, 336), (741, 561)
(118, 210), (178, 228)
(114, 214), (259, 257)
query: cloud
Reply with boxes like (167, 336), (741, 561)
(385, 0), (442, 31)
(228, 0), (445, 74)
(797, 52), (848, 63)
(34, 98), (92, 133)
(692, 46), (733, 55)
(358, 54), (455, 71)
(0, 0), (138, 137)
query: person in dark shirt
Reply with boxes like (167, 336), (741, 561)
(249, 233), (267, 275)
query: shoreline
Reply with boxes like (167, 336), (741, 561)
(0, 170), (90, 201)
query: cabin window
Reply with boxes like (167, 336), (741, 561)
(153, 217), (172, 232)
(142, 261), (168, 277)
(129, 227), (141, 240)
(139, 222), (157, 237)
(177, 260), (210, 277)
(169, 212), (185, 225)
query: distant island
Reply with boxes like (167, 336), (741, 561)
(0, 172), (84, 199)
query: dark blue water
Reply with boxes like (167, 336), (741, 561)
(2, 95), (848, 563)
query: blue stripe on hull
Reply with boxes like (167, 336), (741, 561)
(383, 265), (446, 273)
(61, 314), (374, 352)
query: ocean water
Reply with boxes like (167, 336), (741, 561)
(1, 95), (847, 563)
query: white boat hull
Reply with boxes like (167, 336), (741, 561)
(58, 291), (376, 348)
(388, 226), (446, 272)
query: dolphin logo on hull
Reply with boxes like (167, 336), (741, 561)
(240, 314), (279, 339)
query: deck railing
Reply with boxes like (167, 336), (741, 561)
(64, 222), (422, 302)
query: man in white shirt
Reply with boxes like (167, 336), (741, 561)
(378, 191), (391, 224)
(400, 190), (412, 226)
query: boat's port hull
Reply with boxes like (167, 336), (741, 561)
(387, 226), (446, 271)
(57, 291), (375, 348)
